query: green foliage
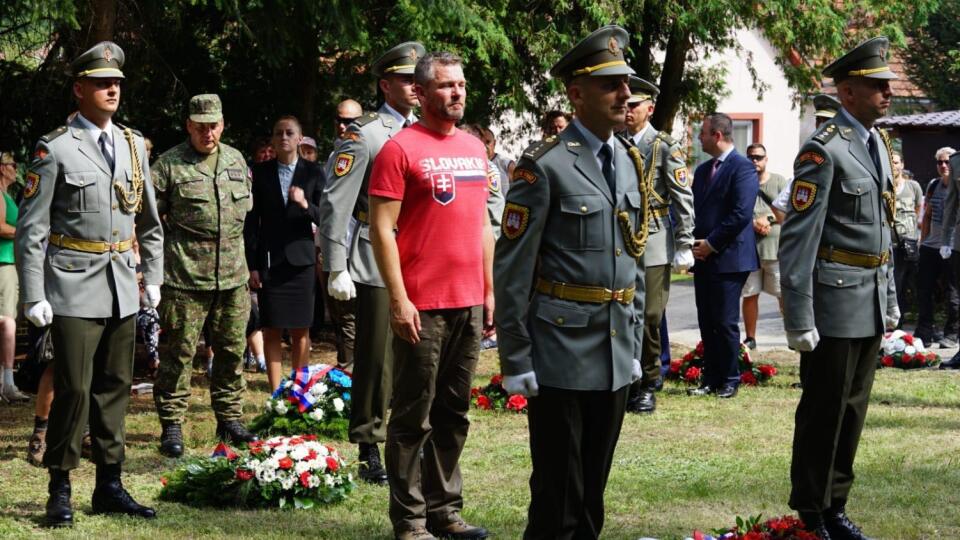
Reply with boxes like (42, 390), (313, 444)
(159, 456), (251, 507)
(247, 413), (350, 440)
(902, 0), (960, 107)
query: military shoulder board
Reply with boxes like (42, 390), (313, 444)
(522, 136), (560, 162)
(614, 133), (636, 150)
(812, 123), (838, 145)
(115, 123), (143, 137)
(654, 131), (677, 146)
(352, 112), (380, 128)
(40, 125), (68, 143)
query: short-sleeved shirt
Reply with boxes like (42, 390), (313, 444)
(753, 172), (788, 261)
(894, 178), (923, 241)
(368, 123), (489, 311)
(923, 177), (949, 249)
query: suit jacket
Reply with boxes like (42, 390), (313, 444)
(318, 105), (410, 286)
(692, 148), (760, 274)
(494, 124), (646, 392)
(15, 116), (163, 318)
(938, 151), (960, 249)
(779, 110), (897, 338)
(245, 158), (324, 272)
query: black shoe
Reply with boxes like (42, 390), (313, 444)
(45, 469), (73, 528)
(687, 385), (715, 396)
(716, 384), (739, 399)
(358, 443), (389, 485)
(428, 513), (489, 539)
(159, 423), (184, 457)
(216, 420), (259, 445)
(799, 512), (831, 540)
(823, 507), (872, 540)
(91, 480), (156, 518)
(940, 352), (960, 370)
(631, 388), (656, 413)
(744, 337), (757, 350)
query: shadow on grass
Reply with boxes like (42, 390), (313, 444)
(866, 411), (960, 431)
(870, 391), (960, 410)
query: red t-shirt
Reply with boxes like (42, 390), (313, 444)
(368, 123), (489, 311)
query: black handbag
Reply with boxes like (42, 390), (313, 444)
(899, 237), (920, 262)
(13, 324), (54, 394)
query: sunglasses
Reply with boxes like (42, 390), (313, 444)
(937, 160), (951, 165)
(335, 116), (359, 125)
(627, 102), (643, 109)
(747, 154), (766, 161)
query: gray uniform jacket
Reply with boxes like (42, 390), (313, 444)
(779, 110), (897, 338)
(632, 127), (694, 266)
(486, 159), (505, 239)
(15, 116), (163, 318)
(938, 152), (960, 250)
(494, 124), (646, 392)
(318, 105), (408, 287)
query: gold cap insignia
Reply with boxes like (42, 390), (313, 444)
(608, 37), (620, 55)
(103, 48), (112, 62)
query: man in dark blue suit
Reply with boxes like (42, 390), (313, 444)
(689, 112), (759, 398)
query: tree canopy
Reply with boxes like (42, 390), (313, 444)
(902, 0), (960, 109)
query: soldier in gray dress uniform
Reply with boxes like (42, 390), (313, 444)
(494, 25), (645, 539)
(16, 41), (163, 527)
(779, 37), (899, 539)
(317, 41), (425, 484)
(622, 75), (694, 413)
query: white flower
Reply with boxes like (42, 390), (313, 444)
(915, 339), (926, 352)
(904, 345), (916, 355)
(290, 446), (308, 460)
(332, 398), (345, 412)
(280, 476), (295, 490)
(258, 468), (277, 482)
(317, 383), (328, 394)
(309, 408), (325, 421)
(308, 475), (321, 488)
(324, 474), (336, 487)
(274, 401), (288, 415)
(893, 340), (906, 352)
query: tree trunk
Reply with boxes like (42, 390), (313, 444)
(651, 27), (691, 134)
(88, 0), (118, 43)
(296, 51), (320, 137)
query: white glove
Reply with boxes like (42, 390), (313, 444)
(885, 305), (901, 331)
(503, 371), (539, 397)
(672, 247), (695, 271)
(786, 328), (820, 352)
(940, 246), (953, 260)
(144, 285), (161, 309)
(328, 270), (357, 301)
(631, 359), (642, 383)
(25, 300), (53, 327)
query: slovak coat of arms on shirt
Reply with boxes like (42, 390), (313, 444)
(431, 171), (456, 205)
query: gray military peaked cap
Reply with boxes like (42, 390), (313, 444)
(627, 75), (659, 103)
(822, 36), (898, 81)
(550, 25), (635, 80)
(371, 42), (427, 78)
(71, 41), (125, 79)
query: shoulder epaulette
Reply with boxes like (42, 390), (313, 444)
(353, 112), (380, 128)
(615, 133), (636, 150)
(115, 123), (143, 137)
(521, 136), (560, 162)
(40, 125), (68, 143)
(812, 123), (838, 145)
(654, 131), (677, 146)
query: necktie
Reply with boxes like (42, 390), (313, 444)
(867, 133), (882, 175)
(99, 131), (114, 173)
(403, 118), (412, 128)
(599, 144), (615, 195)
(709, 158), (721, 185)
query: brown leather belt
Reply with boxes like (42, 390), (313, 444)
(49, 233), (133, 254)
(535, 278), (635, 305)
(652, 206), (670, 218)
(817, 246), (889, 268)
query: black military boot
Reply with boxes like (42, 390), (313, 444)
(799, 512), (831, 540)
(358, 442), (388, 485)
(216, 419), (259, 445)
(45, 469), (73, 528)
(824, 502), (873, 540)
(91, 464), (156, 518)
(159, 422), (184, 457)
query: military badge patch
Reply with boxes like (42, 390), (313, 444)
(511, 168), (537, 184)
(487, 168), (501, 193)
(33, 148), (48, 160)
(502, 203), (530, 240)
(334, 153), (354, 177)
(673, 167), (689, 188)
(227, 169), (244, 180)
(24, 172), (40, 199)
(796, 151), (825, 166)
(791, 180), (818, 212)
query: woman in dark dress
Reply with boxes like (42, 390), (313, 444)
(245, 116), (325, 391)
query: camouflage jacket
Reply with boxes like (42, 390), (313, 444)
(151, 140), (252, 290)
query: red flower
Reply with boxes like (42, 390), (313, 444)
(881, 355), (894, 367)
(288, 436), (304, 445)
(506, 394), (528, 411)
(902, 353), (912, 364)
(303, 435), (317, 441)
(758, 364), (777, 377)
(307, 449), (318, 461)
(903, 334), (914, 345)
(669, 360), (682, 374)
(470, 387), (480, 397)
(695, 341), (705, 355)
(491, 374), (504, 386)
(160, 476), (168, 486)
(236, 468), (254, 481)
(278, 457), (294, 470)
(683, 366), (701, 383)
(299, 471), (311, 488)
(476, 395), (492, 410)
(683, 352), (695, 362)
(743, 532), (764, 540)
(325, 445), (335, 453)
(740, 371), (758, 385)
(326, 456), (339, 472)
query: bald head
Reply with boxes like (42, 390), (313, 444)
(334, 99), (363, 139)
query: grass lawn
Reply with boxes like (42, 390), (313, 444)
(1, 342), (959, 539)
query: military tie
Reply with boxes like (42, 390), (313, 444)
(99, 131), (115, 173)
(867, 133), (883, 176)
(599, 144), (615, 196)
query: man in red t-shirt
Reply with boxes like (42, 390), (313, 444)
(369, 51), (493, 540)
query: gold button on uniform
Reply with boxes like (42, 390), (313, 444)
(112, 230), (118, 236)
(111, 255), (118, 261)
(580, 206), (588, 213)
(112, 203), (118, 210)
(616, 248), (622, 256)
(610, 330), (617, 337)
(837, 279), (843, 285)
(556, 317), (565, 325)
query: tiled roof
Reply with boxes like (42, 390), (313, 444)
(876, 110), (960, 129)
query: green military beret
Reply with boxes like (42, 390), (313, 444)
(189, 94), (223, 123)
(626, 75), (659, 103)
(371, 42), (427, 78)
(813, 94), (841, 119)
(71, 41), (125, 79)
(822, 36), (898, 82)
(550, 25), (635, 80)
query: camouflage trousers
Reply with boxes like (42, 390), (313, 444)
(154, 285), (250, 424)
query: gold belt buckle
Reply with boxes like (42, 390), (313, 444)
(608, 288), (622, 303)
(109, 242), (119, 252)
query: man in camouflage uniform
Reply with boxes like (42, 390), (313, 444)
(16, 41), (163, 527)
(622, 75), (694, 413)
(152, 94), (258, 457)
